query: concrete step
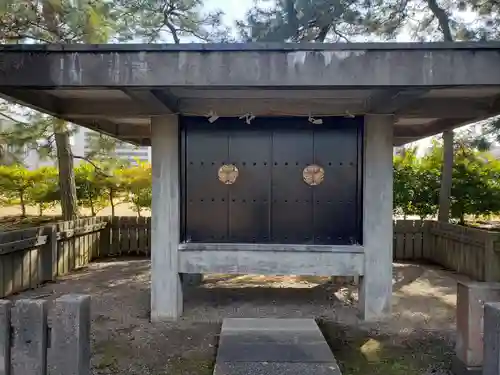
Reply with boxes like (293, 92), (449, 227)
(214, 318), (341, 375)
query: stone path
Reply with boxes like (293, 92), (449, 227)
(213, 318), (341, 375)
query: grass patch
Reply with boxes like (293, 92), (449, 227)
(318, 320), (453, 375)
(167, 357), (214, 375)
(93, 340), (126, 372)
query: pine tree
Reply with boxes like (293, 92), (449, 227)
(109, 0), (230, 43)
(0, 0), (116, 220)
(238, 0), (500, 223)
(0, 0), (228, 220)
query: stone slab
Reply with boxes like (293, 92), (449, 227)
(219, 331), (327, 344)
(221, 318), (320, 332)
(217, 341), (335, 363)
(213, 361), (342, 375)
(217, 318), (335, 363)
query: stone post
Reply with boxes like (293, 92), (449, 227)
(0, 300), (11, 375)
(483, 302), (500, 375)
(49, 295), (91, 375)
(453, 281), (500, 375)
(11, 300), (48, 375)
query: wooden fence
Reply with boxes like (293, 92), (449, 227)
(0, 217), (108, 298)
(394, 220), (500, 282)
(2, 216), (500, 298)
(108, 216), (150, 256)
(393, 220), (427, 261)
(426, 221), (500, 282)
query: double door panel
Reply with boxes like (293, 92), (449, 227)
(182, 117), (362, 245)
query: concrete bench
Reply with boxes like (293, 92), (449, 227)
(213, 318), (341, 375)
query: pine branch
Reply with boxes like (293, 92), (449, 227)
(73, 155), (112, 177)
(331, 25), (350, 42)
(0, 112), (28, 125)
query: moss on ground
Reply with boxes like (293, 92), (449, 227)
(318, 320), (453, 375)
(93, 340), (124, 372)
(166, 356), (214, 375)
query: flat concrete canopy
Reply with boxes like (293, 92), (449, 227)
(1, 42), (500, 146)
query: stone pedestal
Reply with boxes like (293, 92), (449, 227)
(482, 302), (500, 375)
(453, 281), (500, 375)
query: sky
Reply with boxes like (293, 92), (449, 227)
(205, 0), (253, 29)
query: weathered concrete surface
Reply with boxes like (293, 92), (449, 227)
(178, 250), (364, 276)
(215, 318), (341, 375)
(213, 362), (342, 375)
(217, 334), (335, 362)
(1, 44), (500, 87)
(359, 115), (394, 321)
(150, 115), (182, 322)
(453, 282), (500, 375)
(1, 43), (500, 148)
(49, 294), (91, 375)
(221, 319), (320, 332)
(482, 302), (500, 375)
(178, 243), (364, 253)
(0, 300), (11, 375)
(11, 300), (48, 375)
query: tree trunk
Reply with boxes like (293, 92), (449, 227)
(438, 130), (453, 222)
(38, 204), (43, 217)
(54, 120), (78, 220)
(426, 0), (454, 224)
(19, 191), (26, 217)
(109, 188), (115, 217)
(425, 0), (453, 42)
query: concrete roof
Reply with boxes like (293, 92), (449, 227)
(1, 42), (500, 146)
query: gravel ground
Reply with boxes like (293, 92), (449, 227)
(9, 259), (466, 375)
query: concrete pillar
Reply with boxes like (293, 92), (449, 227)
(359, 114), (394, 321)
(150, 115), (183, 321)
(453, 281), (500, 375)
(482, 302), (500, 375)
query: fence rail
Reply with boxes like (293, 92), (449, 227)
(0, 217), (108, 298)
(395, 219), (500, 282)
(2, 217), (500, 298)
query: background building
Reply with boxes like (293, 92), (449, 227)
(73, 127), (151, 165)
(0, 119), (151, 169)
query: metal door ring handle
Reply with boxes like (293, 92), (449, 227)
(218, 164), (239, 184)
(303, 164), (324, 186)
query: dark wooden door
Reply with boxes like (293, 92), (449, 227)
(271, 120), (314, 244)
(181, 116), (362, 245)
